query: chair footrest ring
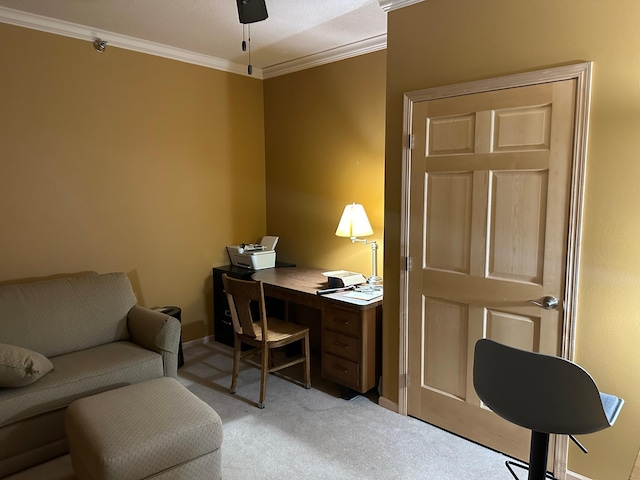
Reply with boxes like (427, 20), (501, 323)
(505, 460), (556, 480)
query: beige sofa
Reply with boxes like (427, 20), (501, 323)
(0, 272), (181, 478)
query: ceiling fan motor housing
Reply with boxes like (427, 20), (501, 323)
(236, 0), (268, 24)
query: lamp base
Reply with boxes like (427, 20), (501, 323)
(367, 275), (383, 286)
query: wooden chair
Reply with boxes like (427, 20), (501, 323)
(222, 274), (311, 408)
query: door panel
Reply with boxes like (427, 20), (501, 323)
(425, 172), (473, 273)
(486, 309), (538, 353)
(407, 79), (576, 464)
(424, 297), (469, 400)
(493, 105), (552, 152)
(488, 170), (548, 283)
(428, 114), (476, 155)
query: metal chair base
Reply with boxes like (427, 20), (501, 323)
(505, 460), (556, 480)
(505, 431), (555, 480)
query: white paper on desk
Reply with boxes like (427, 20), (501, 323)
(325, 291), (378, 305)
(344, 289), (383, 301)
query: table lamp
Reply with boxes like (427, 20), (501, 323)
(335, 203), (382, 285)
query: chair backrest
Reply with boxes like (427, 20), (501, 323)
(222, 274), (267, 341)
(473, 339), (615, 435)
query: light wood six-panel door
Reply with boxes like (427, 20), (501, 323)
(406, 79), (577, 463)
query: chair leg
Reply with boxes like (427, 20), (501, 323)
(528, 431), (550, 480)
(503, 431), (555, 480)
(303, 334), (311, 389)
(230, 336), (241, 394)
(258, 345), (269, 409)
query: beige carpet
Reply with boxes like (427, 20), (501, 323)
(180, 341), (516, 480)
(7, 341), (516, 479)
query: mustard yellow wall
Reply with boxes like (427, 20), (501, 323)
(383, 1), (640, 478)
(0, 23), (267, 342)
(263, 51), (386, 275)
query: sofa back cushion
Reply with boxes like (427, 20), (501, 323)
(0, 272), (137, 358)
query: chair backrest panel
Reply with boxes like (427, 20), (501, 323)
(222, 274), (267, 341)
(473, 339), (612, 435)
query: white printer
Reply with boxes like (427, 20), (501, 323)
(226, 236), (279, 270)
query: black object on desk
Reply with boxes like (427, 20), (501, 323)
(212, 262), (295, 347)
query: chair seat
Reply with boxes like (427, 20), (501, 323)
(600, 392), (624, 425)
(241, 317), (308, 344)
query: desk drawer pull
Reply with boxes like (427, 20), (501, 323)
(323, 331), (359, 362)
(327, 317), (358, 335)
(326, 307), (360, 336)
(332, 365), (349, 374)
(322, 353), (359, 389)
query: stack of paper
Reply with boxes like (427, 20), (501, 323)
(344, 287), (383, 301)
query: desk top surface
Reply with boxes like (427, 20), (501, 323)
(251, 267), (327, 296)
(252, 267), (382, 307)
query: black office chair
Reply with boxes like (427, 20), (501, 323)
(473, 339), (624, 480)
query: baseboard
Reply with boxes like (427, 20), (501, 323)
(566, 471), (590, 480)
(182, 335), (215, 349)
(378, 396), (399, 412)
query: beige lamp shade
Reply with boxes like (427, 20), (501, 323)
(335, 203), (374, 238)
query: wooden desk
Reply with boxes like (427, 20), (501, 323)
(252, 267), (382, 396)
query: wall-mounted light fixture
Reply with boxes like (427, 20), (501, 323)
(335, 203), (382, 285)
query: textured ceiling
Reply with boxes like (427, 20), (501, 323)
(0, 0), (397, 77)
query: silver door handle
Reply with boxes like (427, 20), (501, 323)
(528, 296), (559, 310)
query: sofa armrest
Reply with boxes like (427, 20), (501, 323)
(128, 305), (181, 378)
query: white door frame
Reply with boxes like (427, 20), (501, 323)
(398, 62), (592, 479)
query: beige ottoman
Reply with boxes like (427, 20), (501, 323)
(65, 377), (223, 480)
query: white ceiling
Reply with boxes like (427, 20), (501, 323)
(0, 0), (422, 78)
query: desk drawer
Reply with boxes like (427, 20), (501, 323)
(322, 353), (359, 390)
(323, 330), (359, 363)
(325, 305), (360, 337)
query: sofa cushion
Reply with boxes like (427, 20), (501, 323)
(0, 272), (137, 358)
(0, 344), (54, 388)
(0, 341), (163, 428)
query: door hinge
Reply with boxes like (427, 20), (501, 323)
(404, 256), (412, 271)
(403, 373), (409, 388)
(407, 133), (415, 150)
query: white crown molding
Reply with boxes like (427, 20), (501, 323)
(0, 6), (262, 78)
(0, 6), (387, 79)
(262, 34), (387, 79)
(378, 0), (426, 12)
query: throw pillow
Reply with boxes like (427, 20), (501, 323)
(0, 343), (54, 388)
